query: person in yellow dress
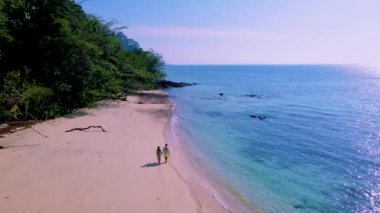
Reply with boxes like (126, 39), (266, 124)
(162, 144), (170, 164)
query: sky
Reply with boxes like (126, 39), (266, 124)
(80, 0), (380, 65)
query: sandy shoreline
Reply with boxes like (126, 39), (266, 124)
(0, 90), (252, 213)
(167, 104), (255, 213)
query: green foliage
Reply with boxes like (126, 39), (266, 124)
(0, 1), (13, 59)
(0, 70), (24, 114)
(0, 70), (53, 120)
(0, 0), (165, 121)
(21, 84), (53, 118)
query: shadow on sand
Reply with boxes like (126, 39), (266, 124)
(141, 162), (160, 168)
(137, 92), (169, 104)
(64, 110), (90, 119)
(0, 144), (39, 150)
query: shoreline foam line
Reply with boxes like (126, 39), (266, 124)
(167, 99), (256, 213)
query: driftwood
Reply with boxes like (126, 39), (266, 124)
(0, 121), (47, 138)
(65, 126), (107, 133)
(26, 124), (48, 137)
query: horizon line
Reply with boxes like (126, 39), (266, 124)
(165, 63), (362, 66)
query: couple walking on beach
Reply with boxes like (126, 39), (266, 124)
(156, 144), (170, 164)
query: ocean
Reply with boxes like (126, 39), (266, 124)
(165, 65), (380, 212)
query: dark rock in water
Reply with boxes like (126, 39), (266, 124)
(219, 93), (224, 96)
(294, 204), (305, 209)
(293, 200), (319, 211)
(156, 80), (196, 89)
(246, 94), (261, 98)
(250, 115), (267, 120)
(246, 94), (257, 97)
(204, 111), (223, 117)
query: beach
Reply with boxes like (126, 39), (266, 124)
(0, 90), (238, 213)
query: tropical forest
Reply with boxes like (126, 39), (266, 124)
(0, 0), (165, 122)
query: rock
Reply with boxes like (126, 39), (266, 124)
(294, 204), (305, 209)
(245, 94), (262, 99)
(0, 123), (9, 129)
(156, 80), (197, 89)
(250, 115), (267, 120)
(246, 94), (261, 98)
(116, 94), (127, 101)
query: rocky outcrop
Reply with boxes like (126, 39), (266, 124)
(156, 80), (197, 89)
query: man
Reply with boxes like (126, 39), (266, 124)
(156, 146), (162, 164)
(162, 144), (170, 164)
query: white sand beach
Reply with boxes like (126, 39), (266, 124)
(0, 91), (228, 212)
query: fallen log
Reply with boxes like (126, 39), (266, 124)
(65, 126), (107, 133)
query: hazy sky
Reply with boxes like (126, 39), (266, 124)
(81, 0), (380, 65)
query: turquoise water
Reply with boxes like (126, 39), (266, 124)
(165, 65), (380, 212)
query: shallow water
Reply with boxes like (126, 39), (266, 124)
(165, 65), (380, 212)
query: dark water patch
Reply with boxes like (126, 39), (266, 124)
(293, 204), (304, 209)
(198, 96), (228, 101)
(195, 110), (225, 117)
(293, 199), (324, 212)
(64, 110), (90, 118)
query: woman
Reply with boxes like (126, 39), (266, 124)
(163, 144), (170, 164)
